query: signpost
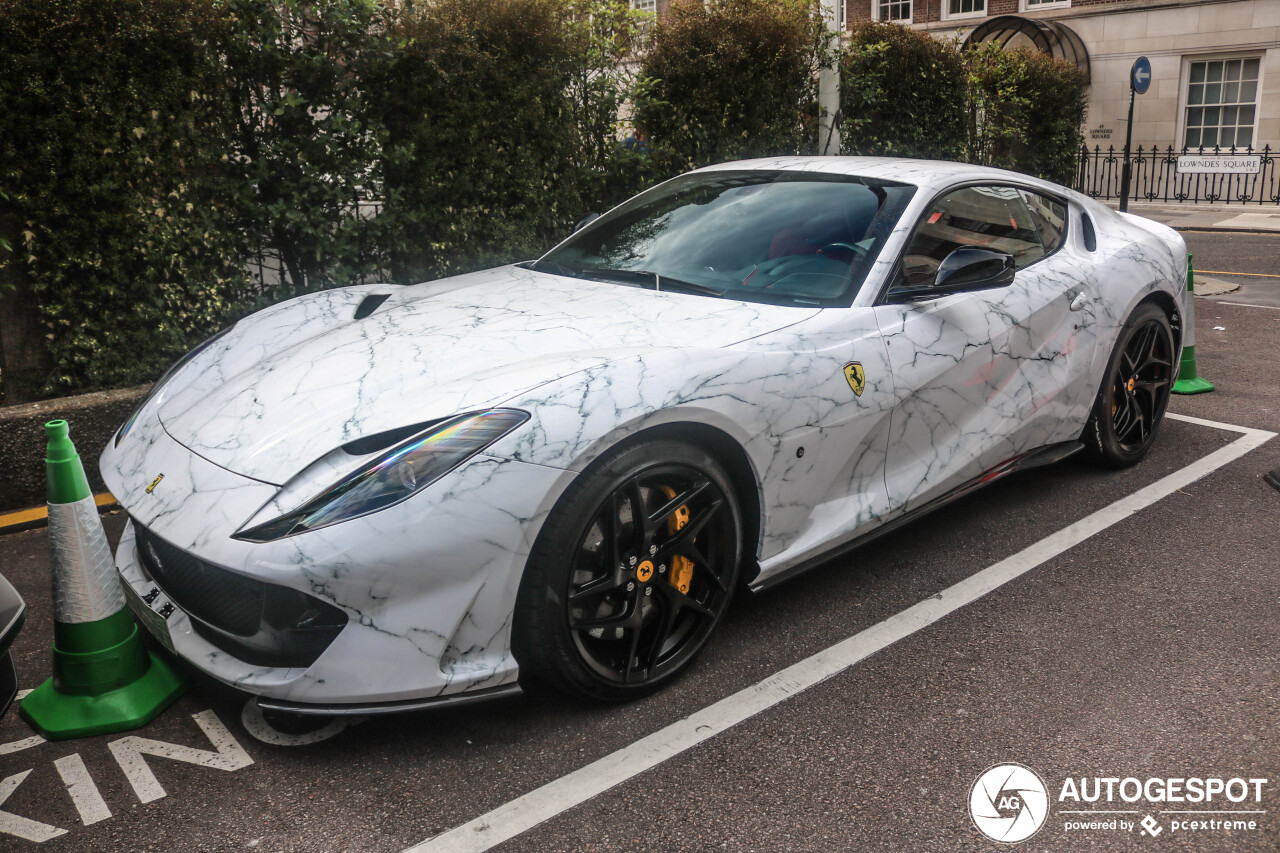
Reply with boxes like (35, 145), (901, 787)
(1120, 56), (1152, 212)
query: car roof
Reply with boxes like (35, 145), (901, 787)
(695, 156), (1072, 198)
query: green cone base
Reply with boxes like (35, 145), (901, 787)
(1173, 376), (1215, 395)
(20, 651), (186, 740)
(1173, 345), (1214, 395)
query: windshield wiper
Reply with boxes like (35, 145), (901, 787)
(521, 259), (580, 279)
(581, 268), (725, 298)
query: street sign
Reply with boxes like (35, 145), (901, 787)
(1131, 56), (1152, 95)
(1177, 154), (1262, 175)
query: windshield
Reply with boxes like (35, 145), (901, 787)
(535, 170), (916, 306)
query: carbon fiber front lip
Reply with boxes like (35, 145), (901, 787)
(255, 683), (523, 716)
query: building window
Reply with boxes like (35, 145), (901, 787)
(1184, 57), (1261, 149)
(874, 0), (912, 22)
(1022, 0), (1069, 9)
(945, 0), (985, 18)
(630, 0), (655, 13)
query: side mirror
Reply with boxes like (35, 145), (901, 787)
(573, 212), (600, 233)
(934, 247), (1015, 290)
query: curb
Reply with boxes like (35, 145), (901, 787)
(1173, 226), (1280, 235)
(0, 493), (118, 535)
(1193, 276), (1243, 297)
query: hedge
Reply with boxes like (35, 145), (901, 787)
(964, 41), (1090, 185)
(369, 0), (643, 284)
(633, 0), (825, 173)
(0, 2), (1089, 402)
(0, 0), (252, 399)
(839, 23), (1088, 181)
(840, 21), (967, 160)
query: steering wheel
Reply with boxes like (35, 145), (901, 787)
(818, 242), (869, 263)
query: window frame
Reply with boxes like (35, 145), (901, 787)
(1177, 52), (1264, 152)
(942, 0), (987, 22)
(871, 0), (913, 24)
(1019, 0), (1070, 12)
(878, 180), (1071, 303)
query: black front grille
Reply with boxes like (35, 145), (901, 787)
(132, 522), (348, 668)
(135, 525), (263, 636)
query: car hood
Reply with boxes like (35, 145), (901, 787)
(157, 265), (817, 485)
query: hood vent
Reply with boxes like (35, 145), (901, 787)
(354, 293), (392, 320)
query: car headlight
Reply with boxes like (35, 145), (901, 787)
(115, 325), (234, 447)
(233, 409), (529, 542)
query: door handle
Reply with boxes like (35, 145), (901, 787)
(1069, 291), (1089, 312)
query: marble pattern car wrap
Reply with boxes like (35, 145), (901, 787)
(484, 307), (903, 582)
(155, 266), (822, 486)
(102, 405), (571, 703)
(97, 157), (1187, 706)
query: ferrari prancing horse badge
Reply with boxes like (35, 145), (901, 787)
(843, 362), (865, 397)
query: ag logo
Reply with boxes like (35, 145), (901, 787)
(843, 362), (866, 397)
(969, 763), (1049, 844)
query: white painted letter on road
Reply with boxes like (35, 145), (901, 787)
(0, 770), (68, 843)
(108, 710), (254, 804)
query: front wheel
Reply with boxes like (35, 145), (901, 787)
(1083, 302), (1175, 468)
(513, 439), (742, 702)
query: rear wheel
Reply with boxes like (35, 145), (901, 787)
(513, 439), (742, 702)
(1084, 302), (1174, 468)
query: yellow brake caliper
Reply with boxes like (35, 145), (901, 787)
(659, 485), (695, 595)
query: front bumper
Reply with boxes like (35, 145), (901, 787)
(105, 419), (572, 706)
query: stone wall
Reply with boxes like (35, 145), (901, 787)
(0, 385), (148, 512)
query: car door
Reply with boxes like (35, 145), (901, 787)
(873, 183), (1098, 513)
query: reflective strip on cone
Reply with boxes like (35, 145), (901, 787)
(49, 496), (125, 624)
(1183, 272), (1197, 350)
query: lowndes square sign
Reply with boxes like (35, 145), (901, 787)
(1176, 155), (1263, 174)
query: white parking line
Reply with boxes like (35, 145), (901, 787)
(408, 414), (1273, 853)
(1210, 300), (1280, 310)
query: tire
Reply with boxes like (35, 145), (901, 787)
(1083, 302), (1175, 468)
(513, 439), (743, 702)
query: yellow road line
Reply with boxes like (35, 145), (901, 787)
(0, 492), (117, 531)
(1197, 269), (1280, 278)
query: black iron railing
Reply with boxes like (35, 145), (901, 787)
(1074, 144), (1279, 205)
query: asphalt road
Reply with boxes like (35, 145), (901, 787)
(1, 229), (1277, 853)
(1182, 230), (1280, 307)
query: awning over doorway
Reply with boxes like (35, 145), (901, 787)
(962, 15), (1090, 83)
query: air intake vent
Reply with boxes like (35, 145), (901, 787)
(354, 293), (391, 320)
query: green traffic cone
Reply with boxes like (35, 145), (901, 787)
(19, 420), (185, 739)
(1173, 253), (1214, 395)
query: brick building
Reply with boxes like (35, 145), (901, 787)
(850, 0), (1280, 153)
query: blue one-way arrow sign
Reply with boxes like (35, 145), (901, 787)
(1131, 56), (1152, 95)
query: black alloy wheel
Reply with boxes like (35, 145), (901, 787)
(1084, 302), (1174, 468)
(514, 439), (742, 702)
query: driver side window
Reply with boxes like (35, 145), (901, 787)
(898, 185), (1044, 288)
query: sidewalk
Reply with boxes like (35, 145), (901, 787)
(1105, 200), (1280, 232)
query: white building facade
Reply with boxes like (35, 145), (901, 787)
(849, 0), (1280, 155)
